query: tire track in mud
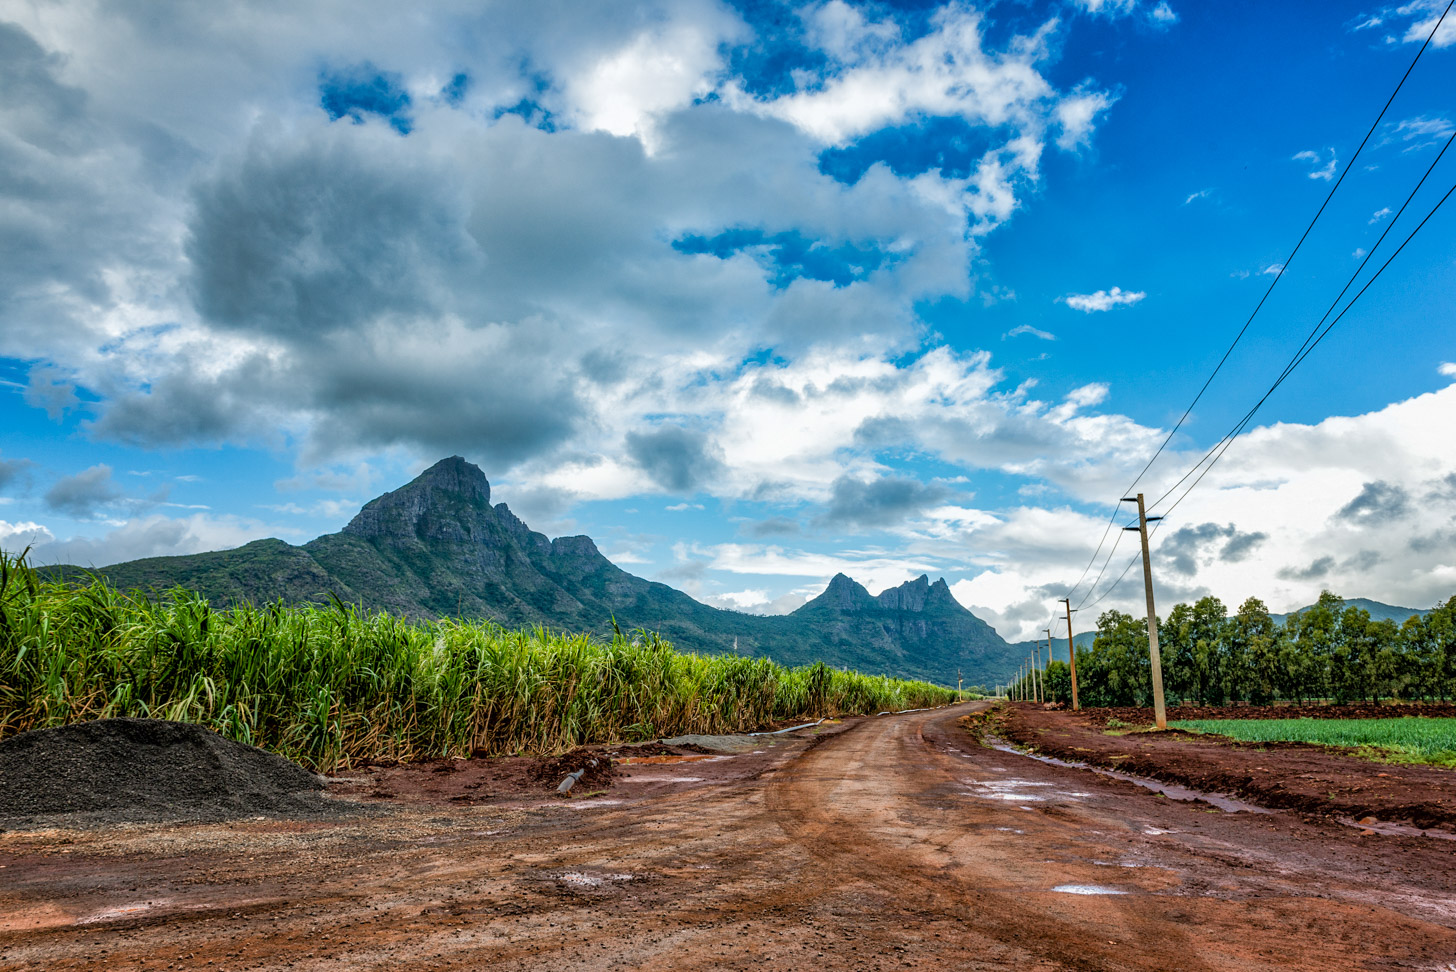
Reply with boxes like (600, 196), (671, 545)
(764, 706), (1215, 972)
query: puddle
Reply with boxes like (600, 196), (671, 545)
(965, 779), (1054, 802)
(77, 900), (168, 924)
(560, 872), (634, 888)
(1051, 885), (1128, 896)
(994, 827), (1024, 834)
(1335, 817), (1456, 842)
(624, 775), (705, 783)
(989, 740), (1269, 814)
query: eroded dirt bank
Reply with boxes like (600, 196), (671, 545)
(998, 702), (1456, 831)
(3, 703), (1456, 971)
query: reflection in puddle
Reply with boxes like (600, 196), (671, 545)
(1051, 884), (1128, 896)
(989, 740), (1269, 814)
(560, 872), (635, 888)
(1335, 816), (1456, 842)
(77, 901), (166, 924)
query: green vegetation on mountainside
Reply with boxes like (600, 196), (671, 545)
(38, 457), (1022, 685)
(0, 554), (960, 772)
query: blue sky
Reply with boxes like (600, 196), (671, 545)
(1, 0), (1453, 639)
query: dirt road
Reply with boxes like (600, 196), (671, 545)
(3, 702), (1455, 971)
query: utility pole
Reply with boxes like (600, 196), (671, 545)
(1061, 598), (1079, 710)
(1032, 648), (1042, 703)
(957, 670), (963, 701)
(1122, 492), (1168, 730)
(1045, 628), (1055, 704)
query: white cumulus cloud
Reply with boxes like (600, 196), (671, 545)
(1061, 287), (1146, 312)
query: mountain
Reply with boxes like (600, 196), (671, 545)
(41, 457), (1022, 685)
(1270, 597), (1431, 628)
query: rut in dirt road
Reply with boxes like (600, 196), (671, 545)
(767, 713), (1215, 971)
(4, 703), (1456, 971)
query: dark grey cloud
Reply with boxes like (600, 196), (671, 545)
(1278, 556), (1335, 582)
(1342, 549), (1382, 572)
(625, 426), (723, 493)
(742, 516), (800, 538)
(1411, 529), (1456, 554)
(819, 475), (949, 530)
(89, 352), (286, 447)
(44, 464), (122, 518)
(1336, 480), (1410, 523)
(0, 22), (88, 154)
(749, 377), (800, 404)
(853, 415), (916, 450)
(23, 367), (80, 420)
(187, 129), (482, 339)
(1219, 529), (1267, 562)
(1157, 522), (1267, 575)
(0, 454), (34, 493)
(1424, 473), (1456, 504)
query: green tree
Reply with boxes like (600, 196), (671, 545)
(1228, 597), (1276, 704)
(1080, 610), (1152, 707)
(1043, 659), (1072, 704)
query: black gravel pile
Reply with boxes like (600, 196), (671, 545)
(0, 718), (351, 827)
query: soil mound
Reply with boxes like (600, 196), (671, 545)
(0, 718), (346, 827)
(529, 751), (618, 793)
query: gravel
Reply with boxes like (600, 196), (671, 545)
(0, 718), (360, 829)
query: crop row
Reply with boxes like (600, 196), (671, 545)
(0, 553), (957, 771)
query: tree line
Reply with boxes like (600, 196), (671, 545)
(1012, 592), (1456, 707)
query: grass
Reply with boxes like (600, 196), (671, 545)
(1171, 717), (1456, 767)
(0, 553), (961, 771)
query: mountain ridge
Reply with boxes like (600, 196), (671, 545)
(39, 457), (1022, 686)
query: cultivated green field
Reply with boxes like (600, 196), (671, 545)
(0, 553), (960, 771)
(1171, 717), (1456, 767)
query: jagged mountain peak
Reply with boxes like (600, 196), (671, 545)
(411, 456), (491, 503)
(342, 457), (492, 540)
(875, 574), (963, 613)
(802, 573), (876, 612)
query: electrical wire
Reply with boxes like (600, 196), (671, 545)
(1059, 0), (1453, 605)
(1150, 175), (1456, 524)
(1116, 0), (1453, 498)
(1082, 170), (1455, 610)
(1147, 129), (1456, 516)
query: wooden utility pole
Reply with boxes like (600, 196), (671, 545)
(1045, 628), (1055, 704)
(1122, 493), (1168, 730)
(957, 670), (963, 701)
(1032, 648), (1042, 703)
(1061, 597), (1080, 710)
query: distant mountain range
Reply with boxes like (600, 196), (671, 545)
(41, 457), (1022, 686)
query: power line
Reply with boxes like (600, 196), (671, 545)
(1080, 168), (1454, 609)
(1150, 174), (1456, 524)
(1060, 0), (1453, 604)
(1147, 129), (1456, 516)
(1119, 0), (1453, 495)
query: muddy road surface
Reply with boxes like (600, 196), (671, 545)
(3, 702), (1455, 971)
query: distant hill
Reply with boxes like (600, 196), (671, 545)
(1270, 597), (1432, 628)
(39, 457), (1025, 686)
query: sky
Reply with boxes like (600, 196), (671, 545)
(1, 0), (1454, 642)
